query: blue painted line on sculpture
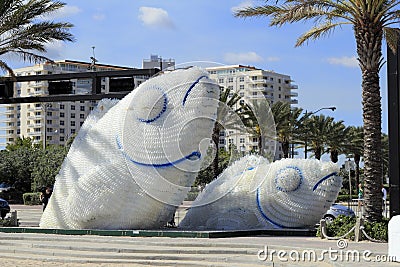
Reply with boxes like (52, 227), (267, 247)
(182, 75), (207, 106)
(274, 166), (303, 192)
(312, 172), (338, 191)
(137, 90), (168, 123)
(116, 135), (201, 168)
(256, 188), (284, 229)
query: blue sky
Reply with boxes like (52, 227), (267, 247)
(6, 0), (390, 134)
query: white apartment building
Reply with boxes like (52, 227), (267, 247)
(0, 60), (148, 147)
(206, 65), (298, 160)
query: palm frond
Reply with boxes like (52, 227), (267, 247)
(384, 27), (400, 54)
(296, 21), (348, 46)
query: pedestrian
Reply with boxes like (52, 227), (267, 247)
(40, 186), (52, 211)
(358, 183), (363, 208)
(382, 184), (387, 215)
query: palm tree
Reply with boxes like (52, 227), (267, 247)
(325, 120), (349, 163)
(271, 101), (303, 158)
(307, 114), (334, 160)
(211, 87), (245, 179)
(0, 0), (74, 76)
(234, 0), (400, 221)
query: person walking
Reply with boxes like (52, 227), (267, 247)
(40, 187), (52, 211)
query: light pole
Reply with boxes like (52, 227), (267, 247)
(303, 106), (336, 159)
(41, 103), (51, 150)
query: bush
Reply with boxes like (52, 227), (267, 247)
(23, 192), (41, 205)
(317, 215), (388, 241)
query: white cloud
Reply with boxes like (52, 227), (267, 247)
(46, 5), (81, 20)
(327, 56), (358, 68)
(93, 14), (106, 21)
(266, 56), (280, 62)
(138, 7), (175, 29)
(231, 0), (254, 13)
(224, 52), (263, 64)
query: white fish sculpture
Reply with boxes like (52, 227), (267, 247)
(40, 67), (219, 229)
(180, 155), (342, 230)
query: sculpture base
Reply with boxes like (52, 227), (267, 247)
(0, 227), (316, 238)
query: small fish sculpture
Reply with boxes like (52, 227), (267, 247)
(40, 67), (219, 229)
(180, 155), (342, 230)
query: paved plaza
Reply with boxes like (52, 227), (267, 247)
(0, 204), (397, 266)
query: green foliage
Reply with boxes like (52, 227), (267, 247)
(0, 218), (14, 227)
(31, 145), (67, 192)
(316, 215), (388, 242)
(23, 192), (41, 205)
(363, 218), (389, 241)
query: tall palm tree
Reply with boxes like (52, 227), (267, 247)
(271, 101), (303, 158)
(0, 0), (74, 76)
(325, 120), (349, 163)
(345, 126), (364, 187)
(234, 0), (400, 221)
(307, 114), (334, 160)
(212, 87), (245, 179)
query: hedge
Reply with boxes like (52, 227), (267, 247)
(23, 192), (41, 205)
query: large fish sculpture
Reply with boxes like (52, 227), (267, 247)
(180, 155), (342, 230)
(40, 67), (219, 229)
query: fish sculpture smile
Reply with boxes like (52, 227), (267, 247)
(180, 156), (343, 230)
(40, 67), (219, 230)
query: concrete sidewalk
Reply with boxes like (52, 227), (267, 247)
(2, 204), (396, 266)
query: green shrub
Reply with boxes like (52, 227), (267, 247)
(317, 215), (388, 241)
(23, 192), (41, 205)
(185, 191), (199, 201)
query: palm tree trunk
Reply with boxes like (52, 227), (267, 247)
(212, 123), (220, 179)
(356, 23), (383, 222)
(330, 150), (338, 163)
(354, 154), (361, 188)
(282, 141), (289, 158)
(315, 147), (322, 160)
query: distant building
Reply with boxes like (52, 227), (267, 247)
(142, 55), (175, 71)
(206, 65), (298, 160)
(0, 60), (149, 147)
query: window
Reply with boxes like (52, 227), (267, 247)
(239, 77), (244, 82)
(228, 139), (233, 144)
(60, 104), (65, 110)
(60, 136), (65, 142)
(251, 76), (257, 81)
(239, 92), (244, 97)
(71, 121), (75, 126)
(80, 106), (85, 111)
(219, 139), (225, 145)
(80, 121), (84, 126)
(71, 113), (75, 118)
(71, 129), (76, 134)
(252, 92), (257, 96)
(80, 114), (85, 119)
(60, 112), (64, 118)
(278, 79), (281, 83)
(278, 94), (281, 99)
(71, 105), (75, 110)
(270, 77), (274, 81)
(80, 101), (85, 104)
(253, 146), (258, 150)
(253, 137), (258, 142)
(240, 85), (244, 90)
(240, 138), (245, 143)
(219, 78), (224, 83)
(219, 131), (225, 137)
(60, 121), (64, 126)
(46, 120), (52, 125)
(279, 87), (281, 91)
(60, 128), (65, 133)
(228, 86), (233, 90)
(239, 100), (244, 105)
(228, 77), (233, 83)
(47, 111), (52, 116)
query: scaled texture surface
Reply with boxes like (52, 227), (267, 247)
(40, 67), (219, 229)
(180, 156), (343, 230)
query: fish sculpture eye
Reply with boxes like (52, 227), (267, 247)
(134, 86), (168, 123)
(274, 166), (303, 192)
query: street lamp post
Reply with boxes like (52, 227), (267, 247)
(303, 106), (336, 159)
(41, 103), (51, 150)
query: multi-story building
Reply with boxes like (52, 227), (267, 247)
(142, 54), (175, 71)
(0, 60), (150, 147)
(206, 65), (298, 160)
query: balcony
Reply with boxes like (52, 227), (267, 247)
(289, 92), (298, 97)
(290, 84), (298, 89)
(291, 99), (299, 104)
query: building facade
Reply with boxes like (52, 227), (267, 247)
(0, 60), (149, 147)
(206, 65), (298, 160)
